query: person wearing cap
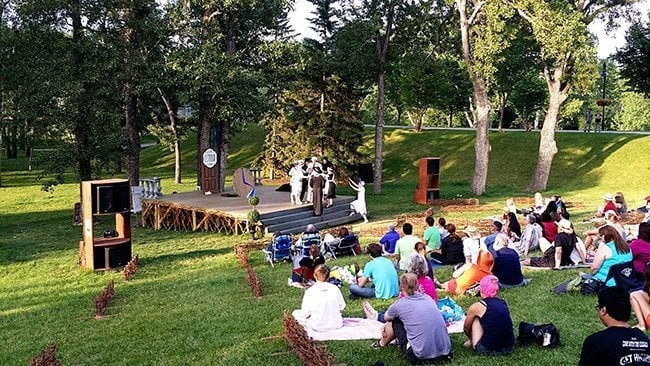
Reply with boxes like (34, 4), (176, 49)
(462, 225), (487, 264)
(371, 273), (452, 364)
(379, 223), (400, 255)
(463, 275), (515, 355)
(596, 193), (618, 218)
(579, 286), (650, 366)
(513, 214), (543, 257)
(522, 219), (578, 269)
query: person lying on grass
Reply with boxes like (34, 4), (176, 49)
(292, 264), (346, 332)
(463, 275), (515, 356)
(370, 272), (452, 365)
(362, 253), (438, 323)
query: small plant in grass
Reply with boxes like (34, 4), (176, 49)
(95, 280), (116, 319)
(123, 254), (139, 281)
(247, 194), (263, 239)
(30, 341), (61, 366)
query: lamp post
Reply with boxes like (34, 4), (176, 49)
(600, 61), (607, 131)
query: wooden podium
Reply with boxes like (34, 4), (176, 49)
(414, 157), (440, 204)
(79, 179), (132, 270)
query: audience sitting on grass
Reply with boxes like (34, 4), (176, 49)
(614, 191), (628, 214)
(513, 214), (543, 257)
(630, 223), (650, 276)
(294, 224), (320, 252)
(292, 264), (346, 332)
(505, 212), (522, 241)
(349, 243), (399, 299)
(463, 275), (515, 355)
(290, 244), (325, 288)
(631, 264), (650, 332)
(440, 249), (494, 295)
(484, 221), (503, 256)
(462, 225), (487, 264)
(522, 219), (578, 269)
(540, 211), (559, 244)
(362, 253), (439, 323)
(432, 223), (465, 266)
(579, 286), (650, 366)
(438, 217), (449, 240)
(585, 225), (632, 288)
(423, 216), (442, 257)
(595, 192), (618, 218)
(492, 234), (526, 288)
(584, 210), (627, 254)
(395, 223), (421, 271)
(637, 196), (650, 214)
(379, 223), (400, 255)
(370, 273), (452, 364)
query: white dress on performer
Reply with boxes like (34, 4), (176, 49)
(348, 179), (368, 223)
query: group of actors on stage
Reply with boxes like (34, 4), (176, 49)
(289, 157), (337, 216)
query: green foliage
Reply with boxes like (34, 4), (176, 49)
(248, 195), (260, 206)
(615, 22), (650, 96)
(612, 92), (650, 131)
(247, 209), (260, 223)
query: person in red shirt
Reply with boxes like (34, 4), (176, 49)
(596, 193), (617, 217)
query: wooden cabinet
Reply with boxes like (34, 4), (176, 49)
(79, 179), (132, 270)
(414, 157), (440, 204)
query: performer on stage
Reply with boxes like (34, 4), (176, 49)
(325, 166), (336, 208)
(310, 167), (326, 216)
(349, 178), (368, 223)
(289, 160), (303, 205)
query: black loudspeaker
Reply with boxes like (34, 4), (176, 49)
(95, 186), (114, 213)
(94, 182), (130, 214)
(357, 163), (374, 183)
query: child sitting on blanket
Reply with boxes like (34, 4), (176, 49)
(292, 264), (346, 332)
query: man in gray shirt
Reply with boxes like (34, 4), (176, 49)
(372, 273), (452, 364)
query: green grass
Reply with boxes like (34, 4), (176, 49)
(1, 127), (649, 365)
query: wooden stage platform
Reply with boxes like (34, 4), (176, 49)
(140, 186), (357, 235)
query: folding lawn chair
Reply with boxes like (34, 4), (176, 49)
(330, 234), (359, 257)
(262, 233), (293, 267)
(293, 232), (321, 257)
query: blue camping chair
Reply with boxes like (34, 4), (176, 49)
(293, 232), (322, 257)
(263, 234), (293, 267)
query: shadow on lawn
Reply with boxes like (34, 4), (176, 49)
(142, 247), (234, 267)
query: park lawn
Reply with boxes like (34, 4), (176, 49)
(1, 127), (649, 365)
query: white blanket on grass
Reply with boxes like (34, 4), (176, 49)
(304, 317), (465, 341)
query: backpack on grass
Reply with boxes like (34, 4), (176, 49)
(518, 322), (560, 348)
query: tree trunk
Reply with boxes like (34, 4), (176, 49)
(71, 0), (92, 181)
(372, 4), (395, 194)
(458, 0), (490, 195)
(374, 64), (385, 193)
(527, 66), (568, 192)
(198, 92), (212, 186)
(124, 81), (140, 187)
(158, 88), (181, 184)
(498, 92), (507, 133)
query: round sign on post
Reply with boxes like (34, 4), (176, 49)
(203, 149), (217, 168)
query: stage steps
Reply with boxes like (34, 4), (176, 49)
(260, 197), (363, 234)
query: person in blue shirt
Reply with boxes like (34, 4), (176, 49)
(484, 221), (503, 256)
(349, 243), (399, 299)
(379, 223), (400, 255)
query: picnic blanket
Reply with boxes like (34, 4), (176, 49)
(304, 317), (466, 341)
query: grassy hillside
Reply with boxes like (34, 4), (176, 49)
(0, 126), (648, 365)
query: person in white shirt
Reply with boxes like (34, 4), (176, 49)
(394, 223), (421, 271)
(288, 160), (303, 205)
(463, 225), (487, 264)
(292, 264), (346, 332)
